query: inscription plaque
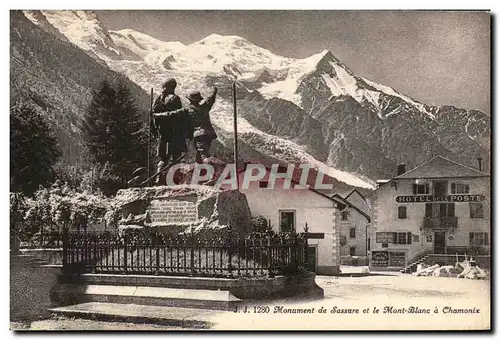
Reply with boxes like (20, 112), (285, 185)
(148, 196), (198, 225)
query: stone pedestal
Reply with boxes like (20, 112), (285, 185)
(110, 185), (253, 236)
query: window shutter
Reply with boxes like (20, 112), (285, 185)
(398, 206), (407, 219)
(469, 233), (474, 245)
(413, 184), (417, 194)
(451, 183), (456, 194)
(425, 203), (432, 217)
(425, 183), (430, 194)
(448, 203), (455, 217)
(407, 232), (412, 244)
(469, 203), (474, 218)
(465, 184), (470, 193)
(439, 203), (447, 217)
(392, 232), (397, 244)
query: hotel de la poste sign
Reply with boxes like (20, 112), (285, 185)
(395, 195), (486, 204)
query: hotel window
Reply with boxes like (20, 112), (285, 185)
(279, 210), (296, 233)
(470, 203), (484, 219)
(349, 247), (356, 256)
(258, 181), (268, 188)
(393, 232), (412, 245)
(413, 183), (430, 195)
(376, 232), (411, 245)
(398, 206), (407, 219)
(341, 210), (350, 220)
(340, 235), (347, 246)
(425, 203), (455, 217)
(469, 232), (489, 246)
(451, 183), (470, 194)
(376, 232), (394, 243)
(349, 227), (356, 239)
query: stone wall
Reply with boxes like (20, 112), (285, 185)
(10, 252), (61, 322)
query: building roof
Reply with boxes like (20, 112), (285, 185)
(345, 189), (365, 201)
(330, 194), (371, 222)
(393, 156), (489, 180)
(237, 164), (348, 210)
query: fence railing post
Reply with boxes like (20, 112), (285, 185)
(190, 230), (195, 275)
(227, 227), (233, 277)
(304, 223), (309, 271)
(268, 235), (274, 278)
(292, 233), (298, 274)
(155, 231), (160, 275)
(123, 232), (128, 274)
(62, 223), (68, 272)
(237, 236), (241, 276)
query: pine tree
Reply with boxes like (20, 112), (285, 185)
(81, 80), (147, 195)
(10, 101), (61, 196)
(114, 80), (147, 179)
(82, 80), (118, 166)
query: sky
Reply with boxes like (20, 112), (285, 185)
(98, 10), (491, 114)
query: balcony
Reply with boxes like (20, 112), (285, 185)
(423, 216), (458, 229)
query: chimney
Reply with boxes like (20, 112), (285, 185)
(477, 158), (483, 172)
(397, 163), (406, 176)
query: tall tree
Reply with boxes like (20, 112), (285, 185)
(114, 80), (147, 178)
(82, 80), (118, 166)
(81, 80), (147, 195)
(10, 101), (61, 196)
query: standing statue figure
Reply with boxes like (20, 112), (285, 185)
(186, 87), (218, 163)
(151, 78), (190, 185)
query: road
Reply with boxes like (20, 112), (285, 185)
(11, 272), (490, 331)
(209, 274), (491, 330)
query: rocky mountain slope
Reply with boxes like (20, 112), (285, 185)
(19, 10), (490, 191)
(10, 11), (152, 162)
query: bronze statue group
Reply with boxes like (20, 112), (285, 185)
(151, 78), (218, 185)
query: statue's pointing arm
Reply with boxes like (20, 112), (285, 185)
(153, 107), (189, 118)
(203, 87), (218, 110)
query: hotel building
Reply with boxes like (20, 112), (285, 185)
(369, 156), (490, 271)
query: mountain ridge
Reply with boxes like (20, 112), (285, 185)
(20, 10), (490, 189)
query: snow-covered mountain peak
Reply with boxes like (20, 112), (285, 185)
(112, 28), (186, 52)
(13, 9), (490, 192)
(195, 33), (249, 45)
(24, 10), (123, 59)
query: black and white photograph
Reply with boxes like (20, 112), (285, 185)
(9, 8), (491, 331)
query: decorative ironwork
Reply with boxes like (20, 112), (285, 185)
(422, 216), (458, 229)
(62, 228), (308, 278)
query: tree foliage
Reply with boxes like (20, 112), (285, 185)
(23, 182), (110, 237)
(10, 101), (61, 196)
(81, 80), (147, 196)
(251, 215), (276, 236)
(10, 192), (27, 252)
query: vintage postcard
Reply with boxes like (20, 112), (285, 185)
(9, 9), (491, 331)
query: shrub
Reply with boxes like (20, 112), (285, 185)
(250, 215), (276, 236)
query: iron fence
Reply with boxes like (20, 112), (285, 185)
(18, 224), (65, 249)
(62, 229), (309, 278)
